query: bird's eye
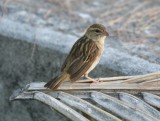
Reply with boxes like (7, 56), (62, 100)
(95, 30), (101, 33)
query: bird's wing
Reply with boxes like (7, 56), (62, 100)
(61, 37), (99, 82)
(61, 36), (87, 71)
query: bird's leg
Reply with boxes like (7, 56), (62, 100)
(84, 74), (99, 83)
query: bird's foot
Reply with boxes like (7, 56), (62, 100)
(83, 74), (103, 85)
(84, 75), (97, 83)
(89, 78), (103, 87)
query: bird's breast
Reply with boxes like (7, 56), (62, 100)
(86, 42), (104, 74)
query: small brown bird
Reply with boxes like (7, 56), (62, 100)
(44, 24), (109, 90)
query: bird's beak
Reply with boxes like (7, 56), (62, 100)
(105, 31), (109, 36)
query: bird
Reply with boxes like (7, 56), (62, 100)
(44, 24), (109, 90)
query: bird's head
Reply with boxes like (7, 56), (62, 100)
(85, 24), (109, 41)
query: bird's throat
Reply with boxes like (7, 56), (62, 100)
(96, 36), (106, 47)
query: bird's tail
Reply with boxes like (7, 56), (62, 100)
(44, 72), (70, 90)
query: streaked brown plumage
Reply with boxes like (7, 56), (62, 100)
(44, 24), (109, 90)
